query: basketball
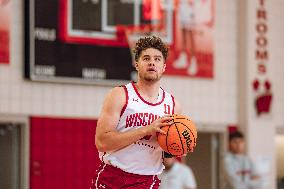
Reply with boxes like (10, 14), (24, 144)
(157, 114), (197, 156)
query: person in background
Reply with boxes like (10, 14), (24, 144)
(159, 154), (197, 189)
(224, 131), (264, 189)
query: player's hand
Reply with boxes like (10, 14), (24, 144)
(145, 115), (174, 135)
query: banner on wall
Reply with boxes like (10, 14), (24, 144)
(25, 0), (214, 85)
(166, 0), (215, 78)
(0, 0), (10, 64)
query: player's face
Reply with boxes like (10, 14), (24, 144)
(135, 48), (166, 82)
(229, 138), (245, 154)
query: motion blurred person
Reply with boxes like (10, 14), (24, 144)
(224, 131), (264, 189)
(92, 35), (181, 189)
(159, 155), (197, 189)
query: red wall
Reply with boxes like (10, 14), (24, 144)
(30, 117), (100, 189)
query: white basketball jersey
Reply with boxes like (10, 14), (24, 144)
(99, 82), (175, 175)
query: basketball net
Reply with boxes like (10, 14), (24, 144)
(123, 0), (168, 81)
(124, 25), (151, 65)
(123, 21), (167, 62)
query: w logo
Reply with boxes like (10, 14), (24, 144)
(252, 79), (273, 116)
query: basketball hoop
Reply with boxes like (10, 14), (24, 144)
(122, 24), (167, 66)
(119, 24), (167, 82)
(124, 26), (150, 64)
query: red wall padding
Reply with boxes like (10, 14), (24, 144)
(30, 117), (100, 189)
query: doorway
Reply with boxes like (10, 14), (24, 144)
(0, 123), (21, 189)
(185, 132), (225, 189)
(276, 132), (284, 189)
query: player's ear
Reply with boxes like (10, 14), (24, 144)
(162, 63), (166, 72)
(135, 62), (139, 71)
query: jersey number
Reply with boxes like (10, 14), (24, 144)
(164, 104), (171, 114)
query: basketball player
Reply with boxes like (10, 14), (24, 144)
(173, 0), (198, 75)
(92, 35), (181, 189)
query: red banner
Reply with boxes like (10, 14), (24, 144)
(0, 0), (10, 64)
(165, 0), (215, 78)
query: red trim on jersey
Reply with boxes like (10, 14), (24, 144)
(131, 81), (165, 106)
(120, 85), (129, 117)
(171, 95), (175, 114)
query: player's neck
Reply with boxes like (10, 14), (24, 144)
(135, 80), (160, 102)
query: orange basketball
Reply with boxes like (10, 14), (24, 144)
(157, 114), (197, 156)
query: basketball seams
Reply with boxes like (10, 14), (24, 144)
(176, 121), (196, 139)
(173, 114), (197, 149)
(158, 115), (197, 156)
(173, 121), (185, 156)
(175, 121), (197, 151)
(175, 117), (191, 122)
(165, 125), (171, 155)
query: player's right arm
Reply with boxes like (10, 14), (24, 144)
(95, 87), (174, 152)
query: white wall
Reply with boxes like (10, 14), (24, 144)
(270, 0), (284, 128)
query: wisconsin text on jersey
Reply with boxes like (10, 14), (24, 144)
(125, 113), (161, 128)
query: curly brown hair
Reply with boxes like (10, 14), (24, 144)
(133, 35), (169, 62)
